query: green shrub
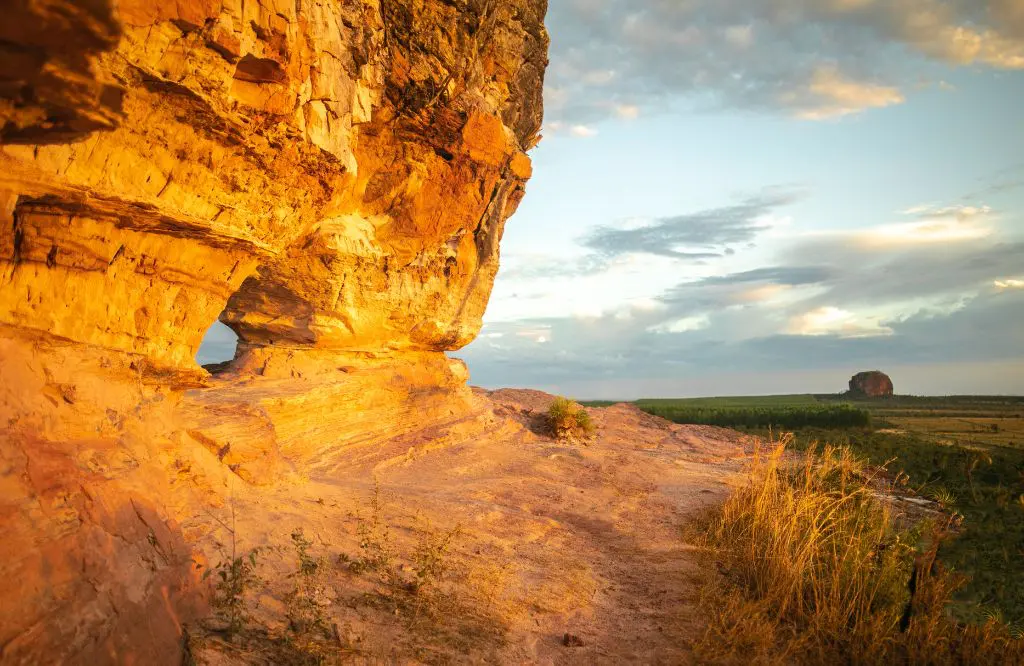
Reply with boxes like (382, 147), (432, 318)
(203, 546), (264, 637)
(547, 397), (596, 442)
(282, 528), (338, 664)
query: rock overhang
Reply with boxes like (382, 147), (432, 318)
(0, 2), (548, 662)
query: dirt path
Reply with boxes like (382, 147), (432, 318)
(189, 389), (754, 664)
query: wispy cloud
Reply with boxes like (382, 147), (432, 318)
(785, 306), (893, 338)
(995, 278), (1024, 290)
(465, 185), (1024, 394)
(787, 66), (905, 120)
(582, 189), (804, 259)
(545, 0), (1024, 125)
(570, 124), (599, 138)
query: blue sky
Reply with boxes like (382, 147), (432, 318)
(458, 0), (1024, 398)
(200, 0), (1024, 397)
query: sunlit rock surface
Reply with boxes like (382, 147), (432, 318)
(0, 1), (548, 662)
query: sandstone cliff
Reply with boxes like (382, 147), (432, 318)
(0, 1), (548, 662)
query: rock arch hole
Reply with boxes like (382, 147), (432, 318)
(195, 319), (238, 371)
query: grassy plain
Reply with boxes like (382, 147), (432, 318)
(584, 394), (1024, 625)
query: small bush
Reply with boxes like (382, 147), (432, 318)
(547, 397), (596, 442)
(284, 528), (333, 660)
(692, 436), (1024, 665)
(343, 481), (394, 577)
(204, 547), (264, 637)
(410, 520), (461, 596)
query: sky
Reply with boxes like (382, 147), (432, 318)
(199, 0), (1024, 398)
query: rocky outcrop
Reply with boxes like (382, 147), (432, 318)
(848, 371), (894, 398)
(0, 1), (547, 663)
(2, 0), (547, 369)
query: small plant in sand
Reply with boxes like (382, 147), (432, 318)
(281, 528), (351, 664)
(204, 545), (264, 638)
(343, 483), (461, 601)
(547, 396), (596, 442)
(199, 494), (265, 639)
(410, 520), (461, 597)
(284, 528), (333, 657)
(342, 481), (394, 576)
(341, 483), (472, 644)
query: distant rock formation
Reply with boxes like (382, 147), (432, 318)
(848, 371), (894, 398)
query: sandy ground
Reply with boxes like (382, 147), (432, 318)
(188, 389), (755, 665)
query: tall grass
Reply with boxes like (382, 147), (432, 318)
(693, 436), (1023, 665)
(783, 428), (1024, 622)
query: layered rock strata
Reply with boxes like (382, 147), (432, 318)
(0, 1), (547, 662)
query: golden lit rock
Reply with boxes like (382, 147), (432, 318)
(0, 0), (548, 662)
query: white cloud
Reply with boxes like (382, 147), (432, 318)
(545, 0), (1024, 124)
(859, 221), (992, 246)
(902, 203), (938, 215)
(515, 327), (552, 344)
(724, 24), (755, 49)
(648, 314), (711, 334)
(790, 66), (905, 119)
(785, 306), (894, 337)
(614, 104), (641, 119)
(854, 207), (995, 247)
(570, 124), (599, 138)
(541, 122), (601, 139)
(995, 278), (1024, 290)
(582, 69), (617, 85)
(796, 204), (998, 251)
(730, 284), (789, 305)
(912, 204), (994, 219)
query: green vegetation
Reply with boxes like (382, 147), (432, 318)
(283, 528), (333, 662)
(546, 396), (596, 442)
(692, 440), (1024, 665)
(637, 401), (870, 429)
(190, 484), (512, 664)
(203, 545), (265, 638)
(597, 392), (1024, 626)
(585, 394), (872, 430)
(785, 427), (1024, 626)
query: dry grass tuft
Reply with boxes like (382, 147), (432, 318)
(692, 434), (1024, 665)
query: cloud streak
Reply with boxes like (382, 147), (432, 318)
(463, 186), (1024, 395)
(582, 189), (803, 259)
(545, 0), (1024, 125)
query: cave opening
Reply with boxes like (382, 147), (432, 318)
(195, 319), (239, 372)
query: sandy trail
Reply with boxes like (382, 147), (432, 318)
(189, 389), (754, 664)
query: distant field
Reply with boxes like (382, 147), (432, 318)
(582, 394), (1024, 442)
(883, 415), (1024, 449)
(580, 393), (1024, 625)
(584, 394), (868, 430)
(639, 394), (821, 407)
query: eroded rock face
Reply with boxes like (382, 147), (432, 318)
(0, 1), (547, 662)
(848, 371), (894, 398)
(2, 0), (547, 368)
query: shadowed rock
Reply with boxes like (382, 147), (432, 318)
(848, 370), (894, 398)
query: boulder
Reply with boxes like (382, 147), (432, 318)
(848, 371), (894, 398)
